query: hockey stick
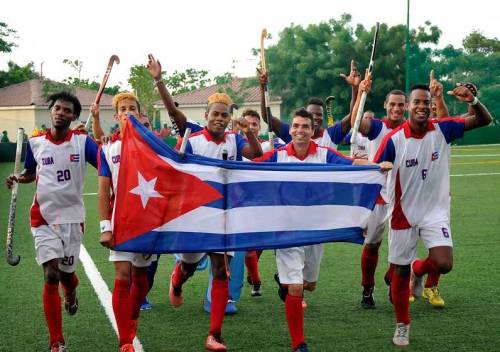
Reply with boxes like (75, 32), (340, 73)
(178, 127), (192, 157)
(260, 28), (274, 144)
(6, 128), (24, 266)
(84, 55), (120, 130)
(325, 96), (335, 127)
(351, 23), (379, 145)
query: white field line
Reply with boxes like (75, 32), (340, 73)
(452, 144), (500, 148)
(451, 172), (500, 177)
(451, 154), (500, 157)
(83, 192), (97, 196)
(79, 245), (145, 352)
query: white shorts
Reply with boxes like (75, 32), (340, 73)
(109, 250), (156, 267)
(32, 223), (84, 273)
(364, 204), (389, 244)
(388, 222), (453, 265)
(276, 244), (324, 285)
(178, 251), (234, 264)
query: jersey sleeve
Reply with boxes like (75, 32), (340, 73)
(277, 122), (292, 144)
(437, 118), (466, 144)
(98, 147), (111, 178)
(24, 141), (37, 173)
(235, 134), (249, 160)
(344, 132), (352, 145)
(326, 122), (347, 145)
(326, 149), (354, 165)
(185, 120), (204, 133)
(366, 119), (383, 141)
(85, 136), (98, 168)
(252, 150), (278, 162)
(374, 136), (396, 163)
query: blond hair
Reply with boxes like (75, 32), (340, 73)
(112, 92), (140, 112)
(207, 92), (233, 107)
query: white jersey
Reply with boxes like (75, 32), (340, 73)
(242, 137), (284, 161)
(375, 118), (465, 229)
(366, 118), (398, 162)
(278, 122), (346, 150)
(179, 127), (248, 161)
(25, 130), (98, 226)
(98, 132), (122, 194)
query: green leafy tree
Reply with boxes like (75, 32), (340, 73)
(164, 68), (210, 95)
(128, 64), (159, 117)
(0, 22), (17, 53)
(0, 61), (39, 88)
(63, 77), (120, 95)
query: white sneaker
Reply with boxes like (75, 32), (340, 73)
(410, 260), (424, 299)
(392, 323), (410, 346)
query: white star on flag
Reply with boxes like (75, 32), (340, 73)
(129, 172), (164, 208)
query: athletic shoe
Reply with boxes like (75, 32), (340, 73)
(423, 287), (445, 308)
(140, 297), (152, 311)
(274, 272), (288, 302)
(251, 283), (262, 297)
(293, 342), (309, 352)
(205, 334), (227, 351)
(392, 323), (410, 346)
(169, 265), (183, 308)
(203, 299), (238, 315)
(410, 260), (424, 299)
(64, 291), (78, 316)
(119, 343), (135, 352)
(361, 287), (376, 309)
(384, 275), (392, 304)
(50, 342), (67, 352)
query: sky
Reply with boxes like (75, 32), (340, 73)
(1, 0), (499, 89)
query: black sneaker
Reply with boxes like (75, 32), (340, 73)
(361, 287), (375, 309)
(293, 342), (309, 352)
(274, 272), (288, 302)
(64, 291), (78, 316)
(251, 283), (262, 297)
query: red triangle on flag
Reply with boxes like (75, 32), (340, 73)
(113, 120), (223, 246)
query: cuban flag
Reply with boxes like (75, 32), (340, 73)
(112, 117), (384, 253)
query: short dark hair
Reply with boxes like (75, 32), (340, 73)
(307, 97), (324, 108)
(241, 108), (260, 120)
(47, 92), (82, 117)
(292, 107), (314, 128)
(409, 84), (430, 94)
(385, 89), (406, 102)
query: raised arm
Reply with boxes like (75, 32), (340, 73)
(429, 70), (449, 118)
(350, 69), (373, 136)
(258, 70), (283, 135)
(147, 54), (189, 133)
(447, 83), (492, 131)
(339, 60), (361, 133)
(90, 103), (106, 142)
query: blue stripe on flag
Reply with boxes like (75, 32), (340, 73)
(204, 181), (380, 210)
(113, 227), (365, 253)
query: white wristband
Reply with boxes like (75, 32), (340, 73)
(100, 220), (112, 233)
(469, 97), (479, 106)
(154, 78), (162, 84)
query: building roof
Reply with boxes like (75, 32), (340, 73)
(0, 79), (113, 107)
(160, 77), (280, 106)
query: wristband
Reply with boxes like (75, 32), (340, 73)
(100, 220), (112, 233)
(154, 78), (163, 84)
(469, 97), (479, 106)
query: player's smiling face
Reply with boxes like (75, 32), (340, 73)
(115, 98), (140, 132)
(205, 103), (230, 138)
(290, 116), (313, 144)
(50, 100), (76, 130)
(409, 89), (431, 125)
(384, 94), (407, 125)
(244, 115), (260, 137)
(307, 104), (323, 132)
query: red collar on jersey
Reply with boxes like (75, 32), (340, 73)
(285, 140), (318, 160)
(403, 119), (435, 139)
(381, 118), (401, 129)
(45, 129), (74, 145)
(202, 127), (227, 144)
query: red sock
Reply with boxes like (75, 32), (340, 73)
(361, 245), (379, 288)
(245, 251), (261, 284)
(385, 263), (395, 284)
(425, 271), (441, 288)
(60, 273), (79, 296)
(172, 262), (186, 288)
(391, 271), (411, 325)
(412, 257), (438, 277)
(43, 283), (64, 346)
(112, 279), (132, 346)
(285, 294), (305, 349)
(209, 279), (229, 336)
(130, 274), (149, 320)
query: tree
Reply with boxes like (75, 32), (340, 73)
(128, 64), (160, 118)
(63, 59), (84, 80)
(63, 77), (120, 95)
(0, 22), (16, 53)
(164, 68), (210, 95)
(257, 14), (442, 120)
(0, 61), (39, 88)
